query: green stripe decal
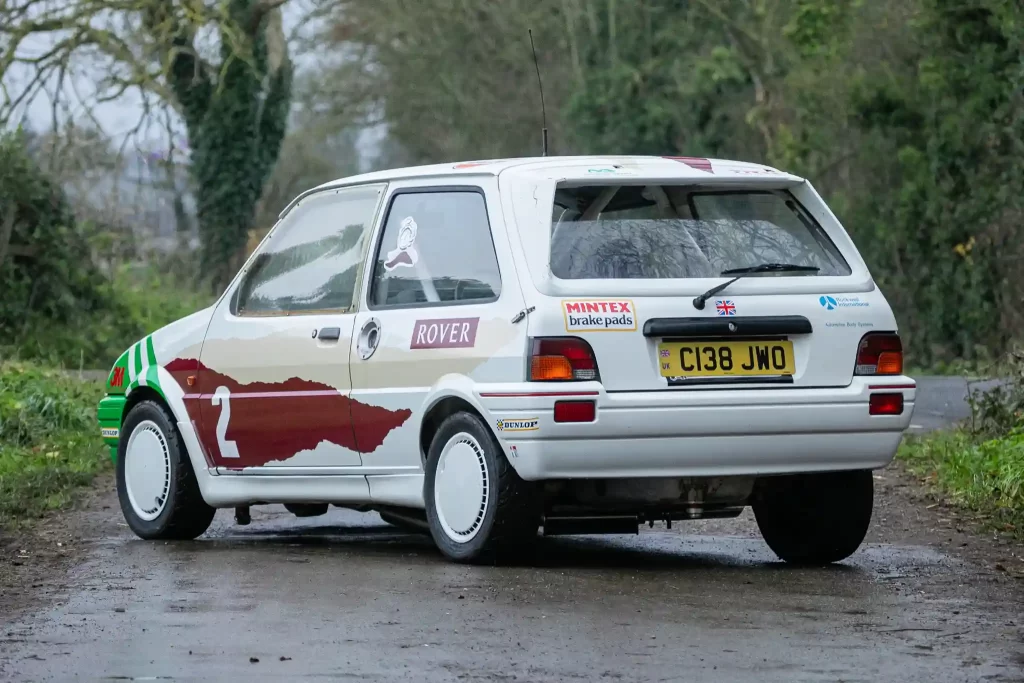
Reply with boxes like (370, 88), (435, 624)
(146, 364), (159, 389)
(133, 341), (143, 377)
(145, 335), (157, 367)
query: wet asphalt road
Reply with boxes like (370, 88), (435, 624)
(1, 377), (1021, 682)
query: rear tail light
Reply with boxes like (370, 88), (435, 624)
(869, 393), (904, 415)
(529, 337), (600, 381)
(855, 333), (903, 375)
(553, 400), (596, 423)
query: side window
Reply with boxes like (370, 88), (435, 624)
(235, 184), (385, 315)
(369, 190), (501, 308)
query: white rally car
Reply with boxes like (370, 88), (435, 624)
(97, 156), (915, 564)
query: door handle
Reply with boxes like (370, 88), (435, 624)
(317, 327), (341, 342)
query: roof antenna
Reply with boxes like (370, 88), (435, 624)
(528, 29), (549, 156)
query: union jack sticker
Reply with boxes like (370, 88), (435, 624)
(715, 300), (737, 316)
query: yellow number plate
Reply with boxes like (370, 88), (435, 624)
(657, 340), (796, 377)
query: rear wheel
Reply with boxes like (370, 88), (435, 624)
(424, 412), (539, 563)
(752, 470), (873, 565)
(117, 400), (215, 540)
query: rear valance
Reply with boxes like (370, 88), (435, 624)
(643, 316), (813, 338)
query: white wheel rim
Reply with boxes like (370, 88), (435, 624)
(124, 420), (171, 522)
(433, 432), (489, 543)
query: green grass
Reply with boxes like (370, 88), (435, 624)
(899, 428), (1024, 539)
(0, 362), (109, 526)
(3, 265), (212, 371)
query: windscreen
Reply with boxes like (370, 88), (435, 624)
(550, 185), (851, 279)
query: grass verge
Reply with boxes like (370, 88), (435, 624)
(3, 265), (211, 371)
(899, 429), (1024, 540)
(0, 362), (108, 527)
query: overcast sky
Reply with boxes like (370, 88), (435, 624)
(12, 3), (322, 152)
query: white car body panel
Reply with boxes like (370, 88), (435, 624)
(102, 156), (915, 510)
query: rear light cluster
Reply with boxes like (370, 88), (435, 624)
(855, 333), (903, 375)
(529, 337), (600, 382)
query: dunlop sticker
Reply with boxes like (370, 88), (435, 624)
(496, 418), (539, 432)
(101, 427), (119, 439)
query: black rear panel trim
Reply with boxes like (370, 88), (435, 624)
(643, 316), (812, 338)
(665, 375), (795, 387)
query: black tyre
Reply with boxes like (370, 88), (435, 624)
(116, 400), (216, 540)
(424, 412), (539, 563)
(752, 470), (874, 565)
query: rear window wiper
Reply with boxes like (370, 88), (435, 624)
(693, 263), (820, 310)
(719, 263), (820, 276)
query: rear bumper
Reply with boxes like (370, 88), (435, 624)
(476, 378), (915, 480)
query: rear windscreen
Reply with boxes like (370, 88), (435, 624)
(550, 185), (851, 279)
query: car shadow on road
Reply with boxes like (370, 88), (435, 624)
(185, 522), (865, 576)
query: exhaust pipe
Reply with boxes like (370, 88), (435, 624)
(377, 507), (429, 533)
(542, 515), (638, 536)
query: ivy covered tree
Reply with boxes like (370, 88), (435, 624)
(0, 129), (112, 350)
(1, 0), (294, 291)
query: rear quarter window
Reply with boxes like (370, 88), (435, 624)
(369, 189), (501, 308)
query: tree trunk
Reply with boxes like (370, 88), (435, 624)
(0, 203), (15, 269)
(168, 3), (292, 293)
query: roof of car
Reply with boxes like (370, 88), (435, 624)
(309, 155), (796, 190)
(283, 156), (803, 218)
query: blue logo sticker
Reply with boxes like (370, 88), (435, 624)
(818, 295), (868, 311)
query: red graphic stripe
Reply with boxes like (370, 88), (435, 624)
(478, 391), (600, 397)
(665, 156), (714, 173)
(165, 358), (411, 468)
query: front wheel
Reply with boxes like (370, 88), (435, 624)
(752, 470), (873, 565)
(116, 400), (215, 540)
(424, 412), (539, 563)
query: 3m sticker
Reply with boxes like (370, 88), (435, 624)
(109, 367), (125, 388)
(410, 317), (479, 349)
(562, 300), (636, 332)
(384, 216), (419, 271)
(101, 427), (119, 439)
(496, 418), (539, 432)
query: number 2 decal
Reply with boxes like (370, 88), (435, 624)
(211, 386), (240, 459)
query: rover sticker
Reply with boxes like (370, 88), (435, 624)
(410, 317), (479, 349)
(562, 300), (637, 332)
(496, 418), (539, 432)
